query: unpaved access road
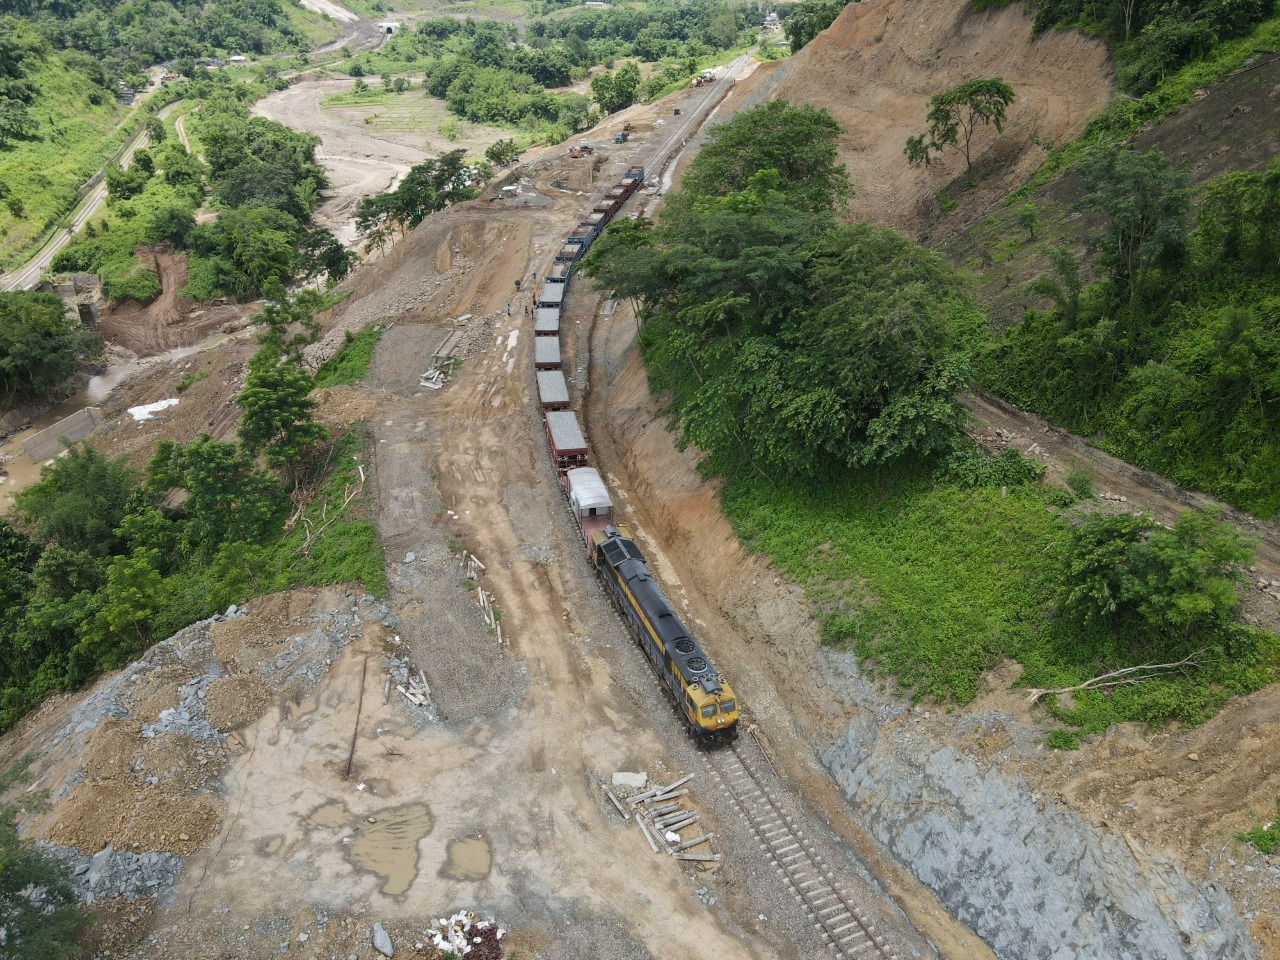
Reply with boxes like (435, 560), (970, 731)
(254, 80), (434, 246)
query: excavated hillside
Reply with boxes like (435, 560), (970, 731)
(727, 0), (1112, 238)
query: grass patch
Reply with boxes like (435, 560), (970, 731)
(315, 325), (384, 387)
(711, 451), (1279, 732)
(720, 461), (1063, 704)
(1012, 15), (1280, 202)
(1238, 798), (1280, 854)
(176, 369), (210, 393)
(262, 425), (386, 597)
(0, 57), (131, 270)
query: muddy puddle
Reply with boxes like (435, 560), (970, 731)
(346, 802), (433, 896)
(307, 802), (350, 829)
(440, 835), (491, 881)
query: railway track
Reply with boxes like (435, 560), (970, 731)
(706, 737), (899, 960)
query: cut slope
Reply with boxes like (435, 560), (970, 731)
(726, 0), (1112, 237)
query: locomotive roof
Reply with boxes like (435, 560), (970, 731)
(600, 534), (723, 693)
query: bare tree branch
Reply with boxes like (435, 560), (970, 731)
(1026, 650), (1205, 704)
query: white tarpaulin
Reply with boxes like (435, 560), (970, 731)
(128, 398), (179, 421)
(566, 467), (611, 515)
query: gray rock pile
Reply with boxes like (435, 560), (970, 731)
(47, 842), (183, 904)
(823, 712), (1257, 960)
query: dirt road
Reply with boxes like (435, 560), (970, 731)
(254, 80), (433, 246)
(965, 389), (1280, 599)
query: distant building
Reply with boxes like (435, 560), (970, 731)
(583, 2), (607, 7)
(228, 54), (248, 63)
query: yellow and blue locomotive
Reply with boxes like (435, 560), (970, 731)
(589, 526), (739, 745)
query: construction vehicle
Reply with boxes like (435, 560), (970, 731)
(622, 122), (633, 131)
(567, 143), (595, 158)
(614, 131), (629, 143)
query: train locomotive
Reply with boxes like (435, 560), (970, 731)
(562, 469), (739, 745)
(522, 155), (739, 746)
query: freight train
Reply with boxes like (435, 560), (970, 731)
(527, 162), (739, 746)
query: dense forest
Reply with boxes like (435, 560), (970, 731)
(350, 1), (759, 139)
(4, 0), (304, 88)
(0, 308), (384, 732)
(982, 150), (1280, 518)
(1024, 0), (1277, 92)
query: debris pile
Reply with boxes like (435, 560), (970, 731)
(47, 843), (182, 904)
(429, 912), (504, 959)
(459, 549), (506, 646)
(603, 773), (718, 865)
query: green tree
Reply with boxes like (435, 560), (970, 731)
(905, 77), (1016, 170)
(16, 446), (136, 559)
(251, 279), (324, 360)
(143, 435), (287, 556)
(1017, 202), (1039, 240)
(485, 138), (520, 167)
(783, 0), (849, 50)
(0, 293), (101, 403)
(678, 100), (849, 214)
(1056, 506), (1254, 662)
(0, 803), (90, 959)
(1077, 145), (1189, 303)
(590, 61), (640, 113)
(236, 349), (328, 476)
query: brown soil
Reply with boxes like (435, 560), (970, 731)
(3, 15), (1277, 960)
(98, 248), (252, 358)
(724, 0), (1113, 240)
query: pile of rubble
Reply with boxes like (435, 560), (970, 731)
(602, 772), (718, 865)
(46, 843), (182, 904)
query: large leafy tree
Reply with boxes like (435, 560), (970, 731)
(0, 294), (101, 403)
(1077, 145), (1189, 303)
(1056, 507), (1253, 662)
(583, 104), (975, 480)
(680, 99), (849, 213)
(354, 150), (483, 240)
(237, 349), (328, 477)
(783, 0), (851, 50)
(905, 77), (1016, 170)
(590, 61), (641, 113)
(144, 435), (288, 557)
(15, 445), (136, 559)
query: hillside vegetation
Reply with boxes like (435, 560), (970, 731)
(7, 0), (306, 88)
(0, 19), (130, 268)
(585, 101), (1279, 740)
(51, 73), (356, 302)
(343, 0), (760, 141)
(0, 315), (384, 733)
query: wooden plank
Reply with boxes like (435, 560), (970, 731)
(673, 853), (720, 862)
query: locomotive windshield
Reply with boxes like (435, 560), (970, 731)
(719, 699), (736, 714)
